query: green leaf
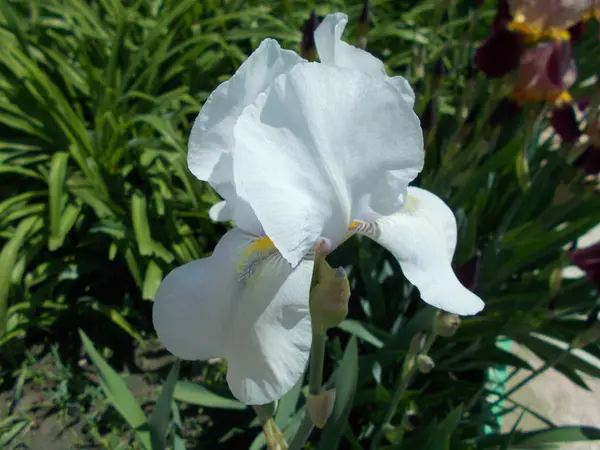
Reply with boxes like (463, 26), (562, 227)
(79, 329), (151, 449)
(338, 319), (384, 348)
(426, 404), (463, 450)
(81, 299), (145, 346)
(48, 152), (70, 251)
(142, 260), (163, 300)
(173, 381), (246, 410)
(149, 360), (181, 450)
(131, 191), (153, 256)
(317, 336), (359, 450)
(0, 217), (40, 337)
(275, 375), (304, 429)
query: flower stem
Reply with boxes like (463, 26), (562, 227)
(308, 331), (327, 395)
(288, 331), (328, 450)
(370, 333), (437, 450)
(254, 404), (288, 450)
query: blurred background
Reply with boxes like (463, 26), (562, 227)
(1, 0), (600, 448)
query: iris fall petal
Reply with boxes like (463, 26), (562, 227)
(152, 228), (314, 405)
(357, 187), (484, 315)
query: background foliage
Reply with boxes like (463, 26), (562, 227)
(1, 0), (600, 448)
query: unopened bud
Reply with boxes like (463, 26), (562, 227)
(409, 332), (427, 356)
(549, 267), (563, 296)
(307, 390), (336, 429)
(434, 311), (461, 337)
(301, 11), (321, 61)
(401, 410), (420, 431)
(416, 354), (435, 374)
(356, 0), (370, 49)
(404, 332), (427, 373)
(420, 97), (437, 133)
(310, 263), (350, 333)
(263, 418), (288, 450)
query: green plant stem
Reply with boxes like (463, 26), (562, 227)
(370, 333), (437, 450)
(288, 331), (327, 450)
(308, 331), (327, 395)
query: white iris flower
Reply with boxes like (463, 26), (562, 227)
(153, 13), (484, 406)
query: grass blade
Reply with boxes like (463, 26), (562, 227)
(48, 152), (70, 250)
(149, 360), (181, 450)
(79, 329), (151, 449)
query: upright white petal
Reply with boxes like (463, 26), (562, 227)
(152, 229), (253, 360)
(188, 39), (303, 233)
(314, 13), (415, 107)
(188, 39), (303, 181)
(357, 187), (484, 315)
(225, 256), (314, 405)
(233, 63), (423, 266)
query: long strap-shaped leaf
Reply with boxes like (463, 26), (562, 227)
(79, 329), (151, 449)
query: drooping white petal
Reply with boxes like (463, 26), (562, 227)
(225, 255), (314, 405)
(357, 187), (484, 315)
(233, 63), (423, 266)
(152, 229), (254, 360)
(314, 13), (415, 107)
(153, 227), (315, 405)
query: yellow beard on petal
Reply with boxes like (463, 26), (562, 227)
(510, 88), (571, 106)
(237, 236), (277, 281)
(508, 15), (571, 43)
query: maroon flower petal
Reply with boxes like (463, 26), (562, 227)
(546, 40), (572, 87)
(578, 97), (590, 111)
(456, 254), (481, 292)
(571, 241), (600, 290)
(493, 0), (512, 32)
(569, 21), (586, 43)
(550, 104), (581, 142)
(474, 28), (524, 77)
(574, 145), (600, 175)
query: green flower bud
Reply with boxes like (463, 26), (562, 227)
(416, 354), (435, 374)
(434, 311), (461, 337)
(310, 262), (350, 334)
(401, 410), (420, 431)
